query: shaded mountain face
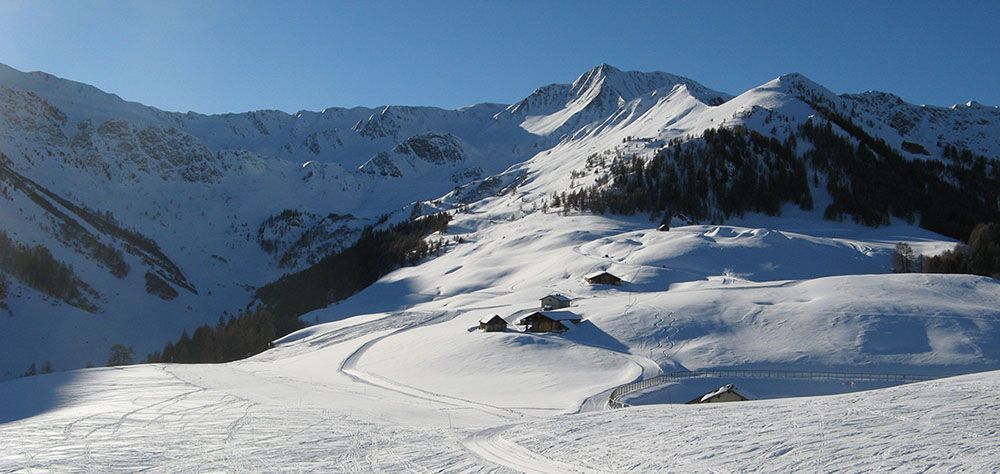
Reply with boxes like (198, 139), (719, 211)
(0, 61), (998, 378)
(359, 133), (473, 180)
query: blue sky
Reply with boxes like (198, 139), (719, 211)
(0, 0), (997, 114)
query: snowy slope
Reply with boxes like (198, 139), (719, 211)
(496, 370), (1000, 472)
(292, 208), (999, 412)
(1, 299), (997, 471)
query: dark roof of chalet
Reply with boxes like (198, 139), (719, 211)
(585, 271), (621, 279)
(517, 310), (582, 324)
(686, 384), (747, 404)
(541, 294), (572, 302)
(479, 315), (508, 325)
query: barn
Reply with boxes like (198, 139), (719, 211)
(686, 384), (748, 404)
(540, 294), (572, 310)
(585, 271), (623, 285)
(517, 311), (582, 332)
(478, 315), (508, 332)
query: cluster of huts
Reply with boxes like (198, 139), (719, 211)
(478, 270), (624, 333)
(475, 267), (750, 405)
(478, 294), (581, 333)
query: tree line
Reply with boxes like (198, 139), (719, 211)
(147, 309), (275, 363)
(552, 126), (813, 223)
(920, 223), (1000, 278)
(800, 118), (1000, 240)
(550, 119), (999, 243)
(0, 229), (97, 312)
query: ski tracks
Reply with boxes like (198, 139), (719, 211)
(338, 311), (523, 421)
(462, 425), (594, 474)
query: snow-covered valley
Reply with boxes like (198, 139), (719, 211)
(2, 61), (1000, 471)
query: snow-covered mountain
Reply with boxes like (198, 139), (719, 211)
(1, 62), (998, 379)
(2, 62), (1000, 470)
(500, 63), (731, 136)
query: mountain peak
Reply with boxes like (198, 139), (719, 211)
(755, 72), (838, 103)
(773, 72), (824, 89)
(568, 64), (729, 107)
(572, 63), (623, 85)
(501, 64), (731, 133)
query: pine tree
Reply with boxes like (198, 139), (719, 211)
(966, 223), (1000, 277)
(0, 273), (8, 301)
(107, 344), (135, 366)
(892, 243), (916, 273)
(23, 363), (36, 377)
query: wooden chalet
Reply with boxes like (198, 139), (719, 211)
(585, 271), (623, 285)
(540, 294), (572, 310)
(479, 315), (508, 332)
(686, 384), (748, 404)
(517, 311), (582, 332)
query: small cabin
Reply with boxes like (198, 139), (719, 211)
(540, 294), (572, 310)
(517, 311), (582, 333)
(585, 271), (623, 285)
(686, 384), (748, 404)
(479, 315), (508, 332)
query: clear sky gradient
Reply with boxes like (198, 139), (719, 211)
(1, 0), (997, 114)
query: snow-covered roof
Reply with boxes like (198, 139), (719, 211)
(479, 315), (506, 324)
(519, 310), (581, 322)
(701, 384), (740, 402)
(541, 294), (571, 302)
(584, 270), (617, 279)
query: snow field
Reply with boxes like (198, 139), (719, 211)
(499, 370), (1000, 472)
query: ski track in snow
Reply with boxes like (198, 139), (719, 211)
(338, 311), (525, 421)
(462, 425), (593, 474)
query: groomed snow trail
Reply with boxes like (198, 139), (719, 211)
(462, 426), (594, 474)
(338, 311), (525, 421)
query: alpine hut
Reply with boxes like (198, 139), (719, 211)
(686, 384), (748, 404)
(517, 311), (582, 332)
(585, 271), (623, 285)
(540, 294), (572, 310)
(479, 315), (508, 332)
